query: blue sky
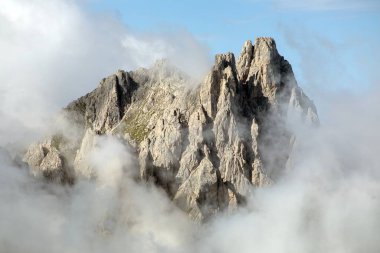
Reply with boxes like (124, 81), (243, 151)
(1, 0), (379, 122)
(88, 0), (380, 53)
(89, 0), (380, 100)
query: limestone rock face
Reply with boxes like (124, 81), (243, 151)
(66, 70), (138, 134)
(23, 139), (74, 184)
(24, 38), (318, 221)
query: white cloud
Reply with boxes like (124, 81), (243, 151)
(265, 0), (380, 11)
(0, 0), (211, 148)
(278, 24), (380, 121)
(0, 136), (195, 253)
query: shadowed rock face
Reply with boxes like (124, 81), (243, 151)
(24, 38), (318, 221)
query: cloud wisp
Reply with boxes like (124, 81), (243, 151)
(0, 0), (211, 149)
(267, 0), (380, 11)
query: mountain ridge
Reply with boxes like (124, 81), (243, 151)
(24, 37), (318, 221)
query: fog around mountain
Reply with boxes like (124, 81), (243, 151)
(0, 1), (379, 252)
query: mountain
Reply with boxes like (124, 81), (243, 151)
(23, 38), (318, 221)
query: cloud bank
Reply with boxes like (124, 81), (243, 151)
(0, 0), (379, 253)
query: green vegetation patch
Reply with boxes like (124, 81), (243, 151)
(123, 111), (151, 143)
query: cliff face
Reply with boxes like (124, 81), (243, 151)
(24, 38), (318, 221)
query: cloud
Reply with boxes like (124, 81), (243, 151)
(0, 135), (195, 253)
(0, 0), (211, 148)
(258, 0), (380, 11)
(278, 24), (380, 121)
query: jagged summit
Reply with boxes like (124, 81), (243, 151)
(24, 38), (318, 221)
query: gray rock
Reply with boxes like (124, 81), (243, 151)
(174, 152), (219, 221)
(23, 139), (74, 184)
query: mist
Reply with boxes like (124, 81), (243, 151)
(0, 0), (211, 149)
(1, 88), (379, 253)
(1, 0), (380, 252)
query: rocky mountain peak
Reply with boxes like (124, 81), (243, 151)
(253, 37), (279, 63)
(24, 38), (318, 222)
(215, 52), (236, 69)
(237, 40), (254, 80)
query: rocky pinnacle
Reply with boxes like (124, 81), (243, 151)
(24, 38), (318, 221)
